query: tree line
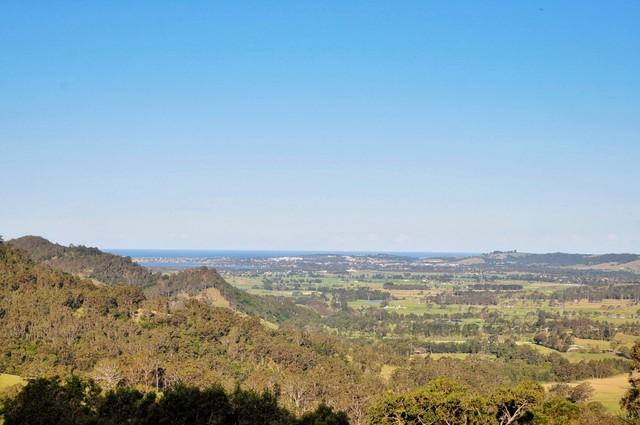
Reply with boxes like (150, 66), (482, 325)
(0, 376), (348, 425)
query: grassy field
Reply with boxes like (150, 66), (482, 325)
(572, 337), (612, 351)
(545, 373), (630, 413)
(585, 374), (629, 413)
(0, 374), (24, 424)
(0, 374), (24, 393)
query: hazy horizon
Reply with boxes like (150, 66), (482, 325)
(4, 234), (639, 256)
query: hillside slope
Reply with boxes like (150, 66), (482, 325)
(9, 236), (157, 286)
(8, 236), (319, 325)
(0, 242), (379, 419)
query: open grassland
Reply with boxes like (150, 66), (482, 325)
(563, 351), (621, 362)
(0, 374), (24, 393)
(545, 373), (629, 413)
(572, 337), (613, 351)
(0, 374), (24, 424)
(586, 374), (629, 413)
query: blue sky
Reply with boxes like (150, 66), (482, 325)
(1, 1), (639, 253)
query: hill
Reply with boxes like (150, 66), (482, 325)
(0, 242), (380, 419)
(8, 236), (320, 326)
(150, 266), (321, 325)
(8, 236), (157, 287)
(451, 251), (640, 272)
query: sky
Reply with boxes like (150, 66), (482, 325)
(1, 1), (639, 253)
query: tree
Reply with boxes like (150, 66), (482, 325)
(568, 383), (593, 404)
(230, 385), (294, 425)
(547, 383), (571, 400)
(1, 376), (100, 425)
(491, 381), (544, 425)
(577, 402), (620, 425)
(0, 376), (349, 425)
(300, 404), (349, 425)
(539, 398), (580, 424)
(621, 341), (640, 422)
(93, 359), (124, 390)
(95, 387), (157, 424)
(547, 382), (593, 404)
(367, 377), (495, 425)
(153, 383), (233, 425)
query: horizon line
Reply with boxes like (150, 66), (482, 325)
(103, 248), (640, 256)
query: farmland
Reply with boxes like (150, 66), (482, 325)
(225, 269), (640, 354)
(223, 268), (640, 413)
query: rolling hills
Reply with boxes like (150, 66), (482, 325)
(7, 236), (319, 326)
(0, 241), (380, 419)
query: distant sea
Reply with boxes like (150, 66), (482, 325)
(106, 249), (474, 268)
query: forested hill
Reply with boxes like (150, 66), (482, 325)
(0, 241), (630, 424)
(8, 235), (319, 325)
(149, 266), (320, 325)
(0, 242), (378, 419)
(9, 235), (157, 287)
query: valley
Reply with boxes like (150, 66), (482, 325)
(2, 236), (640, 423)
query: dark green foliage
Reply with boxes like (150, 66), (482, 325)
(300, 404), (349, 425)
(622, 341), (640, 421)
(0, 377), (348, 425)
(153, 384), (233, 425)
(95, 387), (157, 425)
(228, 386), (293, 425)
(1, 376), (100, 425)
